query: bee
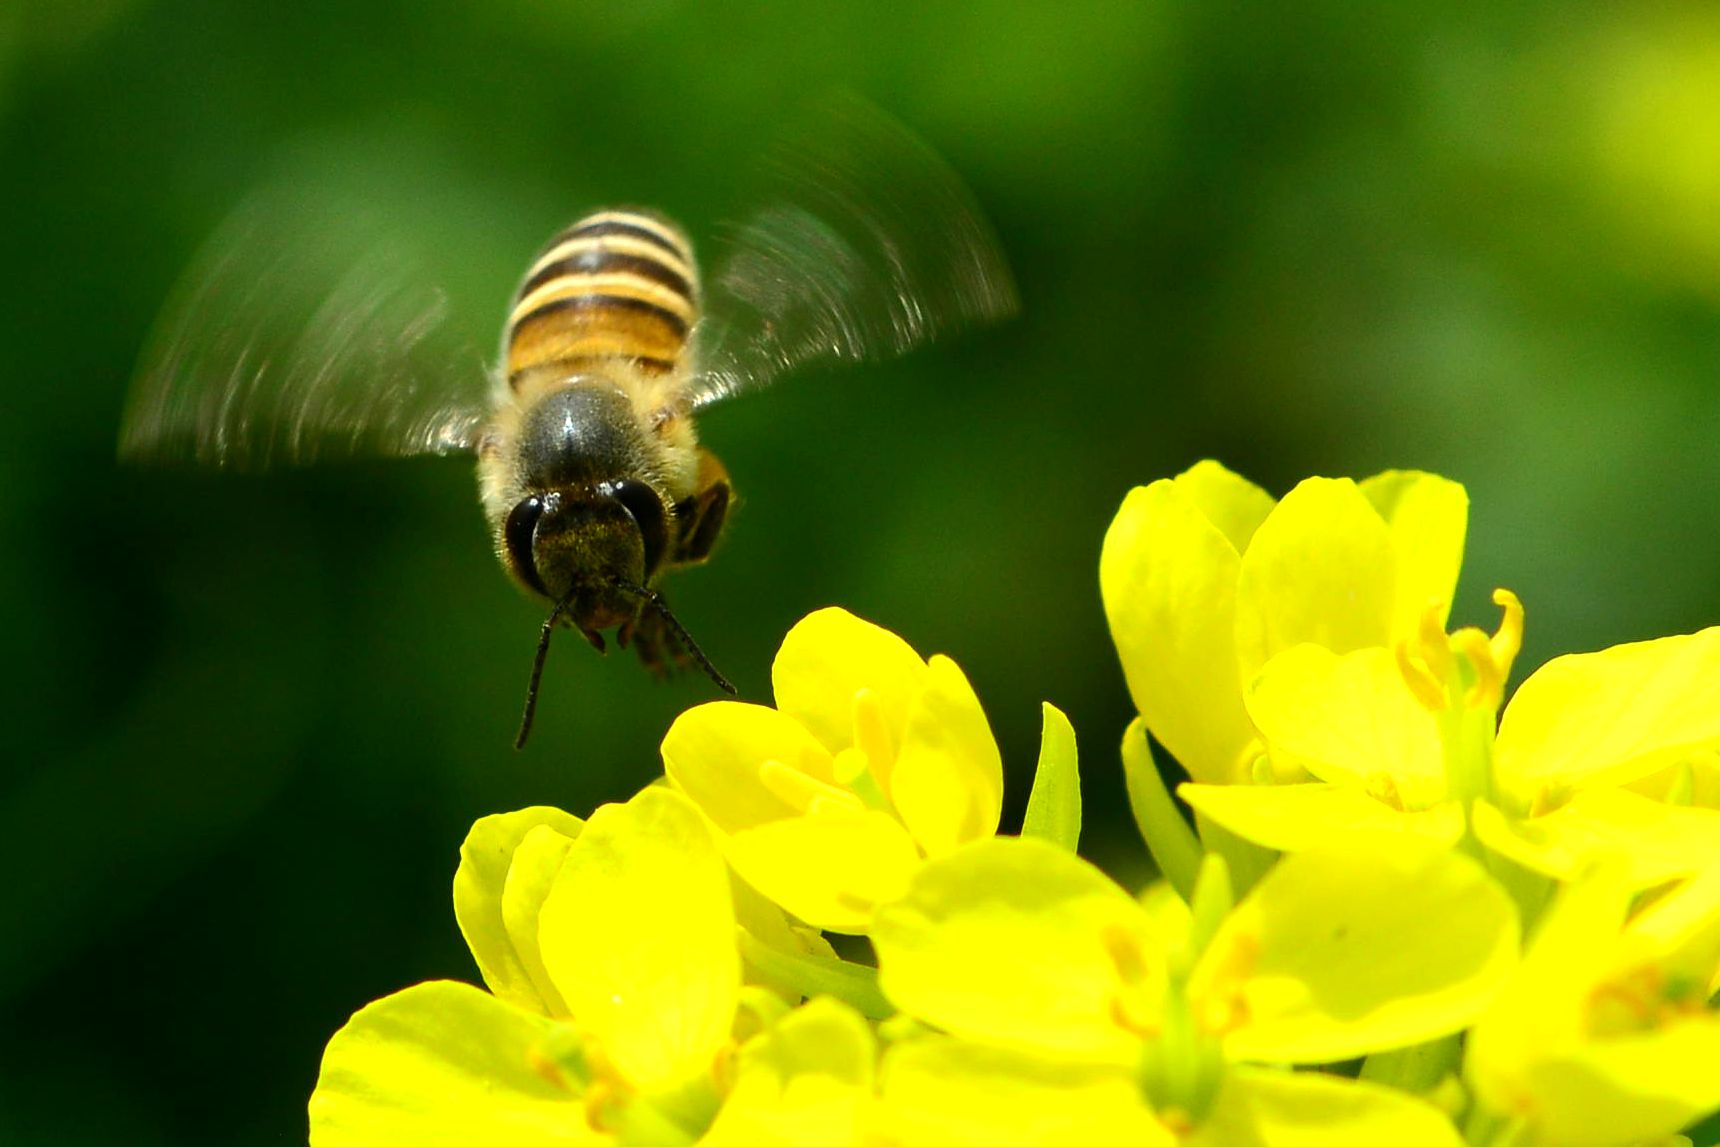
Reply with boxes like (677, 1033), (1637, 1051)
(119, 101), (1017, 746)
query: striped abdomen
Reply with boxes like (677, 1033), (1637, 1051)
(505, 210), (699, 384)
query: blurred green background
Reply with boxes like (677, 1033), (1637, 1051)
(5, 0), (1720, 1142)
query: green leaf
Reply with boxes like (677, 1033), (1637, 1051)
(1359, 1033), (1463, 1094)
(1021, 702), (1081, 851)
(1122, 718), (1203, 901)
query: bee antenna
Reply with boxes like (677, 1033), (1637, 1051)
(515, 591), (576, 750)
(616, 578), (738, 696)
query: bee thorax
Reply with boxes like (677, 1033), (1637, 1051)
(516, 381), (649, 489)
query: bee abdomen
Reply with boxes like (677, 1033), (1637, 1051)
(506, 210), (699, 384)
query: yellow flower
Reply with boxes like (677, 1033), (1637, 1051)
(1466, 863), (1720, 1147)
(701, 997), (875, 1147)
(871, 837), (1516, 1145)
(308, 788), (873, 1146)
(1182, 591), (1720, 890)
(662, 608), (1006, 933)
(1100, 461), (1467, 784)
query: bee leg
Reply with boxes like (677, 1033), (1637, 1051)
(616, 601), (646, 650)
(629, 608), (694, 679)
(668, 495), (727, 574)
(676, 481), (730, 564)
(663, 448), (732, 569)
(581, 627), (607, 655)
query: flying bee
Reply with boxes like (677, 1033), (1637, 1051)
(119, 101), (1018, 746)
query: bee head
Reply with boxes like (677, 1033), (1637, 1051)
(503, 479), (670, 621)
(505, 478), (736, 751)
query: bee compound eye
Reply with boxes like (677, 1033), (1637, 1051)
(504, 495), (549, 596)
(604, 479), (668, 578)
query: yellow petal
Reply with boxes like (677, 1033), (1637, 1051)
(1466, 864), (1720, 1147)
(1472, 789), (1720, 889)
(538, 787), (737, 1092)
(1175, 459), (1279, 552)
(771, 607), (929, 754)
(1357, 471), (1468, 638)
(874, 836), (1153, 1061)
(1626, 751), (1720, 807)
(453, 807), (585, 1016)
(1467, 864), (1630, 1111)
(1496, 626), (1720, 793)
(1245, 645), (1446, 807)
(1200, 848), (1519, 1063)
(1100, 478), (1258, 784)
(1234, 477), (1398, 687)
(702, 997), (875, 1147)
(1518, 1020), (1720, 1147)
(877, 1036), (1175, 1147)
(1625, 865), (1720, 989)
(308, 980), (594, 1146)
(891, 655), (1004, 857)
(1191, 1067), (1465, 1147)
(724, 808), (922, 934)
(662, 701), (836, 832)
(1179, 782), (1465, 854)
(499, 825), (579, 1018)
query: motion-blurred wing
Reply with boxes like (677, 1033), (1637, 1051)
(687, 99), (1018, 409)
(120, 185), (491, 471)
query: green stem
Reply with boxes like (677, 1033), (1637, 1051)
(1478, 849), (1555, 934)
(735, 929), (894, 1020)
(616, 1088), (707, 1147)
(1461, 1102), (1529, 1147)
(1192, 812), (1276, 899)
(1439, 661), (1496, 808)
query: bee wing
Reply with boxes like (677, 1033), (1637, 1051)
(686, 98), (1018, 410)
(120, 183), (492, 471)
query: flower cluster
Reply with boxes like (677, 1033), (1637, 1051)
(309, 462), (1720, 1147)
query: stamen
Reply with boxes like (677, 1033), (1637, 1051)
(1396, 639), (1448, 712)
(852, 689), (898, 792)
(1101, 922), (1150, 985)
(1454, 627), (1505, 711)
(1585, 966), (1696, 1036)
(806, 793), (869, 820)
(1365, 771), (1406, 811)
(1418, 602), (1456, 680)
(1489, 588), (1525, 681)
(1527, 781), (1571, 818)
(757, 759), (862, 816)
(1099, 922), (1159, 1036)
(1188, 932), (1258, 1036)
